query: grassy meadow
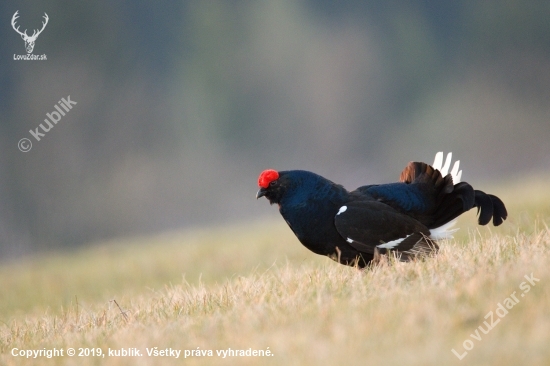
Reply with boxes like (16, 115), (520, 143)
(0, 176), (549, 365)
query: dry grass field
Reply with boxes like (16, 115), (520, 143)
(0, 176), (549, 365)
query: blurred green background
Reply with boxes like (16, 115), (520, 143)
(1, 1), (549, 258)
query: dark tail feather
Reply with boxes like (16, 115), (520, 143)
(429, 182), (475, 229)
(399, 162), (478, 229)
(400, 161), (453, 195)
(489, 194), (507, 226)
(398, 161), (507, 228)
(474, 190), (493, 225)
(474, 190), (507, 226)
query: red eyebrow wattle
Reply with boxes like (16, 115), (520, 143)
(258, 169), (279, 188)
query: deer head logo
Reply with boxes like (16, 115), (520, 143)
(11, 11), (49, 54)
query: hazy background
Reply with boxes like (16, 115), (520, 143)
(1, 1), (549, 259)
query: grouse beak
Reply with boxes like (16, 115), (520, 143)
(256, 188), (267, 199)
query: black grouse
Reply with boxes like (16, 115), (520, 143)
(256, 152), (507, 268)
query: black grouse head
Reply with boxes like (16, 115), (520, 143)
(256, 169), (285, 205)
(256, 169), (332, 206)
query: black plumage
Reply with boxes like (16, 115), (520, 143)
(256, 152), (507, 268)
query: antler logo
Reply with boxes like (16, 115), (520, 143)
(11, 10), (49, 54)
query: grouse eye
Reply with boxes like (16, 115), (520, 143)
(269, 180), (277, 187)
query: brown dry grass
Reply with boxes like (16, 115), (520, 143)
(0, 177), (549, 365)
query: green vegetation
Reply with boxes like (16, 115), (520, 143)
(0, 178), (549, 365)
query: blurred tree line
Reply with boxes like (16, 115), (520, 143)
(1, 0), (549, 258)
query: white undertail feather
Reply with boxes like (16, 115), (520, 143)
(440, 152), (452, 176)
(429, 220), (459, 240)
(430, 151), (464, 239)
(433, 151), (462, 183)
(432, 152), (443, 171)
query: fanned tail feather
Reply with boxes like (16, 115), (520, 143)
(433, 152), (462, 183)
(474, 190), (508, 226)
(429, 181), (475, 229)
(375, 152), (507, 267)
(399, 159), (473, 229)
(400, 152), (506, 229)
(399, 160), (454, 195)
(431, 152), (507, 227)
